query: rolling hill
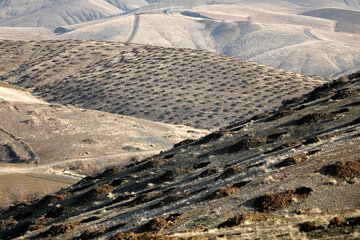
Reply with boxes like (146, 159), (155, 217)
(0, 0), (129, 29)
(0, 39), (329, 129)
(1, 0), (360, 76)
(0, 80), (207, 209)
(1, 69), (359, 239)
(0, 81), (207, 166)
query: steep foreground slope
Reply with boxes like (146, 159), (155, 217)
(0, 40), (328, 129)
(1, 72), (359, 239)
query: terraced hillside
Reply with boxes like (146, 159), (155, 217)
(1, 71), (359, 239)
(0, 40), (329, 129)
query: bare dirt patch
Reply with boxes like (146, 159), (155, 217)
(138, 214), (182, 233)
(218, 212), (275, 228)
(254, 187), (312, 212)
(207, 186), (239, 200)
(218, 166), (246, 179)
(324, 160), (360, 178)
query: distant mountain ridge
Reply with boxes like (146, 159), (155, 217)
(1, 0), (360, 76)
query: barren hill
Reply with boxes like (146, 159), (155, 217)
(1, 1), (360, 76)
(1, 70), (359, 239)
(301, 8), (360, 33)
(0, 81), (207, 210)
(0, 0), (134, 29)
(0, 81), (207, 166)
(51, 4), (360, 77)
(0, 40), (329, 129)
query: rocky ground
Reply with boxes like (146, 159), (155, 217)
(1, 71), (359, 239)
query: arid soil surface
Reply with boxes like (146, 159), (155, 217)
(1, 72), (359, 239)
(0, 81), (207, 209)
(0, 40), (329, 129)
(1, 0), (360, 76)
(0, 84), (207, 165)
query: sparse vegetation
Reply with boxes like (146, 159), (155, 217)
(0, 40), (326, 129)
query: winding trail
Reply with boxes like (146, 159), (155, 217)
(0, 148), (166, 174)
(304, 28), (321, 40)
(125, 13), (140, 43)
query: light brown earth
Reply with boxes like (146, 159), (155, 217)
(1, 1), (360, 76)
(0, 82), (207, 209)
(0, 40), (329, 130)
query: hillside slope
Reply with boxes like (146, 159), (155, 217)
(0, 40), (329, 129)
(1, 0), (359, 76)
(0, 82), (207, 166)
(0, 0), (124, 29)
(50, 4), (360, 77)
(1, 70), (359, 239)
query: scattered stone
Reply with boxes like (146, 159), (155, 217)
(267, 132), (287, 140)
(111, 192), (134, 204)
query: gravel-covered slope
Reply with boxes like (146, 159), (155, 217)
(1, 72), (359, 239)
